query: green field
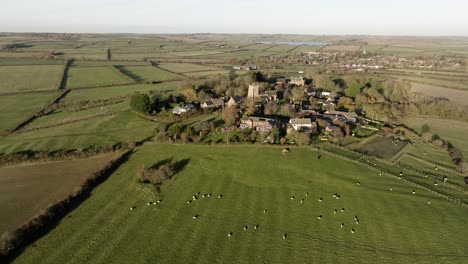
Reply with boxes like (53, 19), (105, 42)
(62, 82), (182, 102)
(0, 65), (64, 93)
(402, 116), (468, 158)
(0, 111), (155, 154)
(156, 63), (221, 73)
(356, 136), (409, 160)
(65, 67), (133, 88)
(121, 66), (182, 82)
(0, 154), (116, 234)
(12, 144), (468, 263)
(0, 92), (59, 133)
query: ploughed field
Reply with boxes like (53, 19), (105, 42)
(0, 154), (116, 235)
(13, 144), (468, 264)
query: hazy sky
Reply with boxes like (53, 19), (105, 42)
(1, 0), (467, 35)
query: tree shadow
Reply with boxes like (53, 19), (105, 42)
(150, 158), (191, 174)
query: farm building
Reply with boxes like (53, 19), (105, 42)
(227, 95), (242, 107)
(325, 110), (359, 123)
(202, 98), (225, 108)
(173, 104), (195, 115)
(289, 118), (317, 133)
(259, 90), (277, 102)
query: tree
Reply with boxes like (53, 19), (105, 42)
(222, 106), (238, 125)
(130, 93), (151, 114)
(270, 126), (280, 144)
(291, 87), (305, 102)
(264, 103), (279, 115)
(345, 80), (361, 97)
(288, 130), (310, 145)
(180, 87), (198, 103)
(168, 123), (182, 140)
(244, 100), (256, 116)
(421, 124), (431, 133)
(338, 97), (353, 109)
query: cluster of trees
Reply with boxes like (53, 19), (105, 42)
(136, 163), (175, 185)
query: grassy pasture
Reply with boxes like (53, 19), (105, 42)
(0, 111), (155, 154)
(121, 66), (182, 82)
(0, 92), (59, 133)
(23, 101), (129, 130)
(71, 60), (150, 67)
(170, 50), (224, 57)
(62, 82), (183, 102)
(0, 154), (116, 234)
(0, 65), (64, 93)
(410, 82), (468, 106)
(12, 144), (468, 263)
(65, 67), (133, 88)
(184, 70), (230, 78)
(401, 116), (468, 159)
(357, 136), (409, 160)
(156, 63), (221, 73)
(0, 58), (65, 65)
(407, 143), (456, 169)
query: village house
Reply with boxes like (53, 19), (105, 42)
(240, 116), (277, 132)
(290, 76), (305, 86)
(259, 90), (277, 102)
(172, 104), (195, 115)
(289, 118), (317, 133)
(201, 98), (225, 108)
(320, 91), (331, 98)
(227, 95), (242, 107)
(324, 110), (358, 123)
(304, 87), (315, 97)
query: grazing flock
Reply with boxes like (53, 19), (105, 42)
(128, 160), (432, 242)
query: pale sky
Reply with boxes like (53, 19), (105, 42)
(1, 0), (467, 36)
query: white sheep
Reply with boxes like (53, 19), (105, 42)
(300, 199), (304, 204)
(412, 190), (416, 195)
(218, 194), (223, 198)
(228, 232), (232, 237)
(341, 223), (344, 228)
(192, 215), (198, 219)
(244, 225), (248, 230)
(291, 196), (295, 200)
(334, 209), (337, 214)
(263, 209), (267, 213)
(305, 192), (309, 197)
(254, 224), (259, 230)
(390, 187), (393, 191)
(351, 229), (355, 234)
(356, 182), (360, 186)
(283, 233), (287, 239)
(427, 200), (431, 205)
(319, 198), (323, 202)
(317, 215), (322, 220)
(341, 208), (345, 212)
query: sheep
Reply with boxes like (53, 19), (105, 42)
(341, 223), (344, 228)
(264, 209), (267, 213)
(412, 190), (416, 195)
(202, 194), (206, 198)
(356, 181), (360, 186)
(341, 208), (345, 212)
(147, 202), (152, 206)
(228, 232), (233, 237)
(187, 200), (192, 204)
(305, 192), (309, 197)
(254, 224), (259, 230)
(355, 220), (359, 225)
(130, 206), (136, 210)
(192, 215), (199, 219)
(354, 216), (358, 221)
(283, 233), (288, 239)
(196, 192), (200, 195)
(390, 187), (393, 191)
(218, 194), (223, 198)
(335, 195), (340, 200)
(433, 182), (438, 186)
(300, 199), (304, 204)
(207, 194), (212, 197)
(244, 225), (248, 230)
(157, 200), (162, 203)
(379, 171), (382, 176)
(427, 200), (431, 205)
(399, 172), (403, 177)
(290, 196), (295, 200)
(334, 209), (337, 214)
(351, 229), (355, 234)
(319, 197), (323, 202)
(317, 215), (322, 220)
(333, 194), (337, 198)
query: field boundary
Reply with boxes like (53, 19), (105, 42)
(58, 59), (73, 89)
